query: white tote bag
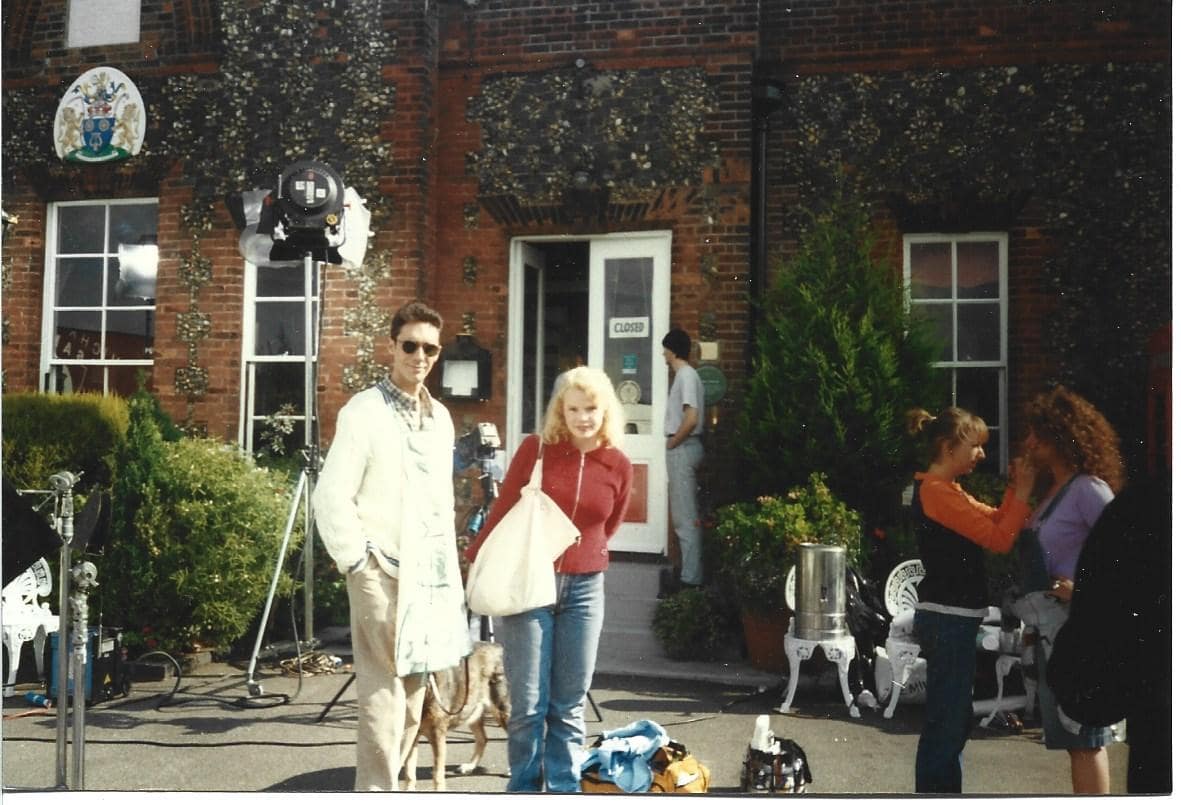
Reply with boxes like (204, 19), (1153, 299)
(465, 448), (580, 617)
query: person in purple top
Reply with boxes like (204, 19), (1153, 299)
(1015, 385), (1124, 794)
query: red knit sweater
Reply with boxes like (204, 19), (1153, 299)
(465, 434), (634, 574)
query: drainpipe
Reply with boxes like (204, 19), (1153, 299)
(749, 75), (784, 370)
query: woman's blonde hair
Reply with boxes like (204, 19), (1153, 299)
(906, 406), (989, 464)
(541, 366), (626, 448)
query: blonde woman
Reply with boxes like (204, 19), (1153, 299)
(465, 366), (634, 792)
(906, 406), (1035, 793)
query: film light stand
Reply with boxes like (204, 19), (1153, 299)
(245, 248), (320, 697)
(44, 470), (98, 790)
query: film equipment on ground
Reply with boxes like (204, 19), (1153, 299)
(6, 472), (107, 789)
(227, 160), (371, 699)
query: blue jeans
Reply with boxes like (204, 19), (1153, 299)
(497, 571), (605, 792)
(913, 609), (981, 793)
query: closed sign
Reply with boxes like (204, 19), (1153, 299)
(608, 317), (650, 338)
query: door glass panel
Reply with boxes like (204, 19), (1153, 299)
(602, 256), (654, 435)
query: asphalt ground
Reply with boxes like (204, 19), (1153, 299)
(1, 648), (1130, 799)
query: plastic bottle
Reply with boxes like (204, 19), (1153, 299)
(24, 691), (51, 708)
(750, 714), (774, 753)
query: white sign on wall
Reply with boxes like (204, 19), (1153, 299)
(608, 316), (650, 339)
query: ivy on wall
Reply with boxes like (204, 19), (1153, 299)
(467, 65), (719, 207)
(2, 0), (398, 421)
(783, 62), (1170, 455)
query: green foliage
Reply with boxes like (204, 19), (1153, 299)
(712, 473), (862, 615)
(737, 191), (940, 527)
(787, 63), (1170, 471)
(101, 395), (298, 653)
(1, 392), (129, 490)
(652, 586), (734, 661)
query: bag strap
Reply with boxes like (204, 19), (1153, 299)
(1033, 473), (1079, 526)
(526, 438), (545, 490)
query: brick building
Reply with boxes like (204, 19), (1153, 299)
(2, 1), (1170, 571)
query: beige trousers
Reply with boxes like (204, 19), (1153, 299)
(346, 557), (426, 791)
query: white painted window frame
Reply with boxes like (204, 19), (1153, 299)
(903, 232), (1010, 467)
(41, 197), (158, 395)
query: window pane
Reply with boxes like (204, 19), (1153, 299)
(255, 301), (316, 356)
(909, 242), (952, 299)
(56, 257), (104, 307)
(110, 248), (158, 305)
(954, 367), (1001, 425)
(252, 362), (307, 416)
(105, 310), (154, 359)
(58, 206), (105, 254)
(109, 204), (157, 249)
(54, 364), (104, 394)
(108, 365), (151, 398)
(55, 311), (103, 359)
(257, 265), (317, 297)
(912, 301), (953, 362)
(956, 303), (1000, 361)
(957, 241), (1000, 299)
(250, 419), (304, 459)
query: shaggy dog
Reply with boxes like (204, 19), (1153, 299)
(402, 641), (510, 791)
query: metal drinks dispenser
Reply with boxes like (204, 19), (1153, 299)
(794, 543), (848, 641)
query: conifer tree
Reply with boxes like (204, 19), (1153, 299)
(738, 191), (941, 529)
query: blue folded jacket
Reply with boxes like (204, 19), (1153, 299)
(581, 719), (670, 793)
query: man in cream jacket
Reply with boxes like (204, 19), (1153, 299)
(313, 300), (471, 790)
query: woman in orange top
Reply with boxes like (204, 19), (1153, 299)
(906, 406), (1035, 793)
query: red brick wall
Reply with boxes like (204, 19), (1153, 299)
(422, 3), (760, 440)
(758, 0), (1169, 73)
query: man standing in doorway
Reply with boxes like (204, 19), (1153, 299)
(662, 328), (705, 591)
(313, 301), (471, 790)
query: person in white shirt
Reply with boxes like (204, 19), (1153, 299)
(313, 300), (471, 790)
(661, 328), (705, 588)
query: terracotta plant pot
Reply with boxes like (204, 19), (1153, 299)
(740, 608), (791, 673)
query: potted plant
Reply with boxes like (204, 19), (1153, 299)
(713, 472), (862, 671)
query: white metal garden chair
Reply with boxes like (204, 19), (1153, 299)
(2, 558), (59, 696)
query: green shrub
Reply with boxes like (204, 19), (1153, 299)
(1, 392), (128, 490)
(737, 190), (941, 530)
(712, 473), (862, 615)
(652, 586), (733, 661)
(101, 394), (298, 653)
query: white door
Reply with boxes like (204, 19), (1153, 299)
(587, 234), (670, 553)
(508, 232), (671, 554)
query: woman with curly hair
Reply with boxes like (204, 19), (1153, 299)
(1016, 385), (1124, 793)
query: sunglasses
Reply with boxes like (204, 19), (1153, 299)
(398, 339), (441, 358)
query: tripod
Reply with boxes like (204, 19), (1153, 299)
(245, 250), (321, 697)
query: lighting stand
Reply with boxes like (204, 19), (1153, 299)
(48, 471), (93, 790)
(245, 250), (320, 697)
